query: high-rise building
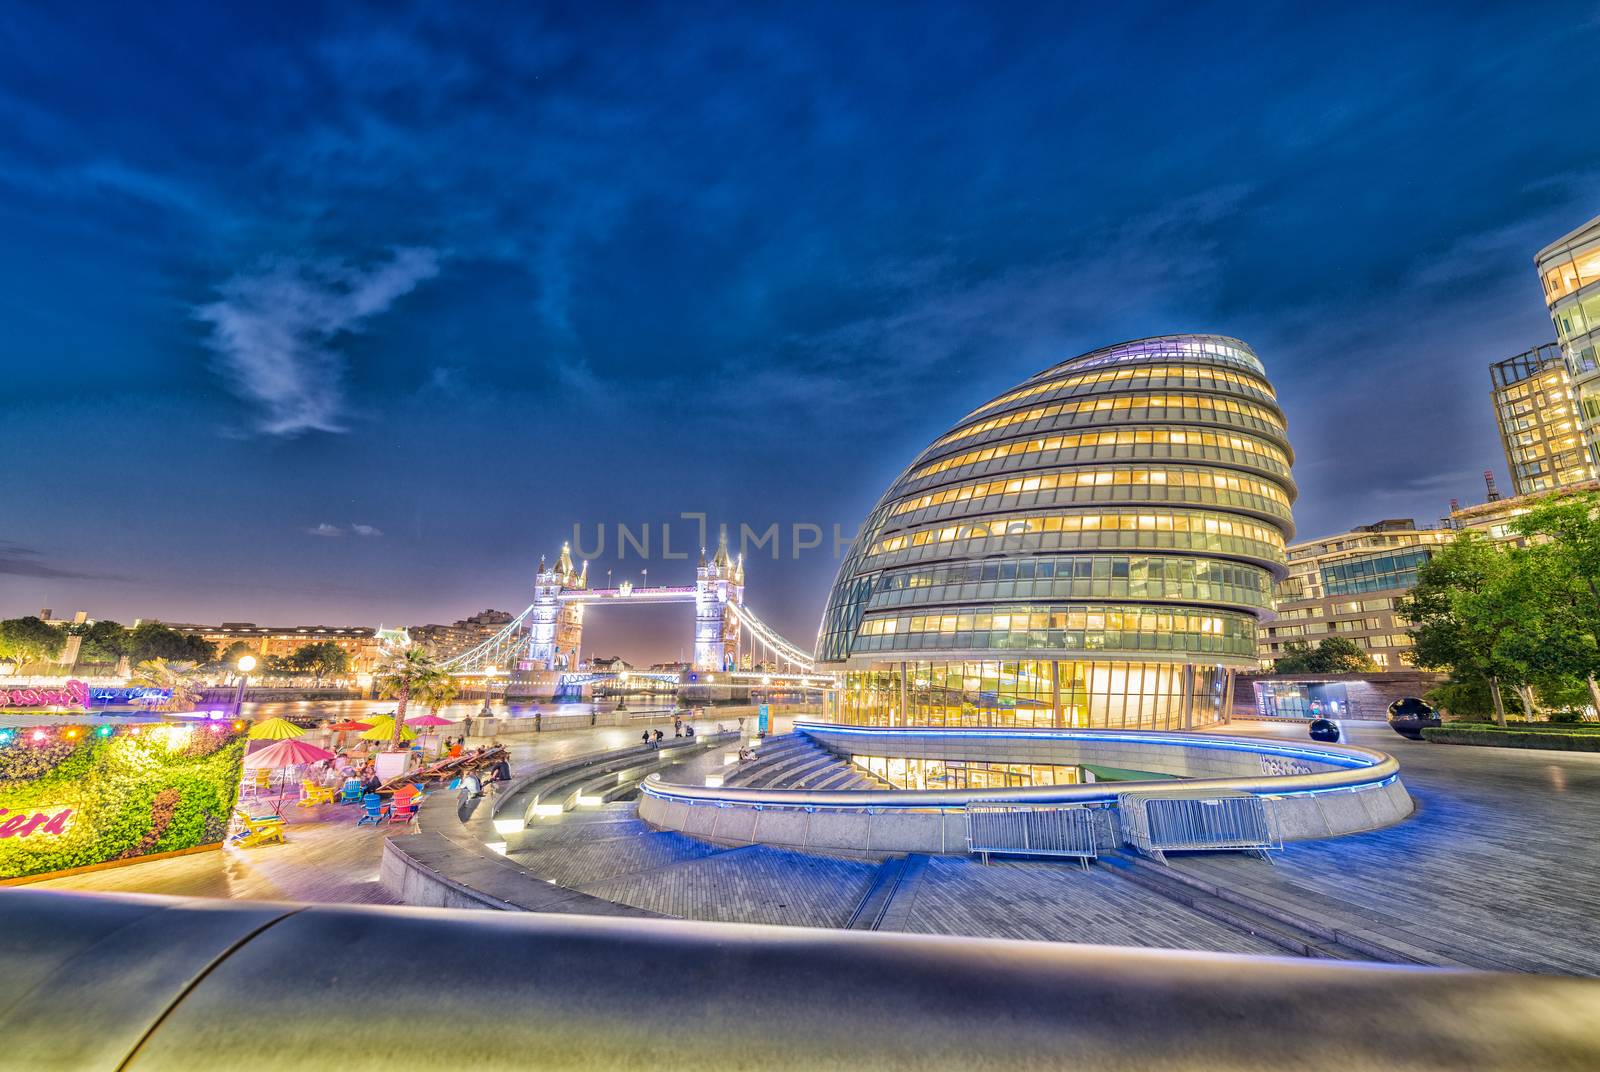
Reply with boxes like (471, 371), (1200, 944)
(1535, 213), (1600, 472)
(815, 334), (1294, 731)
(1490, 343), (1594, 496)
(1260, 520), (1455, 670)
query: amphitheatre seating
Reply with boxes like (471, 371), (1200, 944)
(723, 733), (884, 791)
(510, 736), (733, 821)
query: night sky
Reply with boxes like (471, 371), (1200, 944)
(4, 3), (1599, 662)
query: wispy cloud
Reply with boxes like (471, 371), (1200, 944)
(0, 542), (120, 580)
(196, 247), (441, 436)
(304, 523), (383, 538)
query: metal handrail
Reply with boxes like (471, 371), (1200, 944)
(642, 725), (1400, 810)
(4, 888), (1598, 1070)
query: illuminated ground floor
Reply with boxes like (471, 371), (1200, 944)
(831, 659), (1238, 730)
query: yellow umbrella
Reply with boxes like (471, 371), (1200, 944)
(248, 717), (306, 740)
(359, 716), (417, 743)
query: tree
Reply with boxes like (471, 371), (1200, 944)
(1400, 533), (1538, 727)
(76, 620), (129, 665)
(127, 622), (216, 667)
(130, 658), (203, 713)
(218, 640), (257, 669)
(374, 644), (446, 748)
(288, 641), (351, 686)
(414, 672), (459, 717)
(1513, 493), (1600, 711)
(1272, 636), (1378, 674)
(0, 617), (67, 667)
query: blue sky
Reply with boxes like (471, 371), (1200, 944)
(3, 2), (1599, 660)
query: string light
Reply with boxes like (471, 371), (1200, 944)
(31, 730), (45, 742)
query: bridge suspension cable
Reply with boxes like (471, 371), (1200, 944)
(725, 602), (818, 674)
(439, 603), (534, 672)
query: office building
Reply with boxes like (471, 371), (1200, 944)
(1490, 343), (1594, 495)
(1536, 213), (1600, 472)
(1261, 520), (1454, 670)
(816, 334), (1295, 730)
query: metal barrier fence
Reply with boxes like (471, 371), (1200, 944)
(1118, 790), (1280, 864)
(966, 804), (1100, 868)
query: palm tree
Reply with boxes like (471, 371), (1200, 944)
(374, 645), (446, 749)
(415, 673), (460, 717)
(130, 658), (202, 713)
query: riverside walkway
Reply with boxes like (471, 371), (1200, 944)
(30, 717), (1600, 974)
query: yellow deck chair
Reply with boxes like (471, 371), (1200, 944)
(246, 768), (271, 795)
(298, 779), (336, 807)
(230, 809), (285, 848)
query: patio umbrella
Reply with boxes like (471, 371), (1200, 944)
(359, 715), (417, 744)
(243, 738), (337, 812)
(406, 714), (455, 756)
(248, 717), (306, 740)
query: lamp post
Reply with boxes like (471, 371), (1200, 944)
(481, 664), (497, 716)
(234, 655), (257, 717)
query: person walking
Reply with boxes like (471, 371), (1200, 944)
(642, 730), (651, 750)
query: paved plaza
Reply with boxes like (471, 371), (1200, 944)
(32, 717), (1600, 974)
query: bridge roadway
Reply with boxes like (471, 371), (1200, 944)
(28, 718), (1600, 974)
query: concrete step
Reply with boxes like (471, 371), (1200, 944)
(748, 749), (836, 789)
(1096, 853), (1378, 962)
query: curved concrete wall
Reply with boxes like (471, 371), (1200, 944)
(639, 723), (1412, 854)
(9, 888), (1600, 1070)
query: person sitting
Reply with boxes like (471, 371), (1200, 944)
(359, 771), (382, 795)
(684, 724), (695, 738)
(489, 755), (511, 783)
(448, 740), (464, 759)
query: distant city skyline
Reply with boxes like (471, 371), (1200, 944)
(5, 4), (1600, 661)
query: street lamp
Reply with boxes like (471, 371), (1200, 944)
(234, 655), (257, 716)
(481, 664), (497, 716)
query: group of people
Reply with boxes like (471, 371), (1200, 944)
(640, 715), (701, 751)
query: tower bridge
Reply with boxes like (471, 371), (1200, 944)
(440, 530), (831, 699)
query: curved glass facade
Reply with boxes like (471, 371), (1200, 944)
(1536, 215), (1600, 475)
(816, 334), (1295, 731)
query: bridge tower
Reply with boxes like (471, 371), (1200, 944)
(528, 542), (587, 671)
(694, 527), (744, 671)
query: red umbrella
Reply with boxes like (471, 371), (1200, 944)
(244, 738), (338, 813)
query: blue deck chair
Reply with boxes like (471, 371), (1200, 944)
(337, 780), (362, 804)
(356, 793), (389, 826)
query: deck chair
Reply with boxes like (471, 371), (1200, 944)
(336, 780), (363, 804)
(298, 780), (336, 807)
(389, 794), (421, 824)
(245, 768), (272, 796)
(230, 809), (285, 848)
(356, 793), (389, 826)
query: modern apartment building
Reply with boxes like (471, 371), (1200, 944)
(1490, 343), (1594, 496)
(1260, 520), (1454, 670)
(1536, 213), (1600, 472)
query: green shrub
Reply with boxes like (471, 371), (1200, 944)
(1547, 710), (1586, 724)
(1422, 726), (1600, 751)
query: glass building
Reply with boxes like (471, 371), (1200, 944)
(816, 334), (1296, 730)
(1490, 343), (1594, 496)
(1261, 519), (1455, 671)
(1536, 214), (1600, 474)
